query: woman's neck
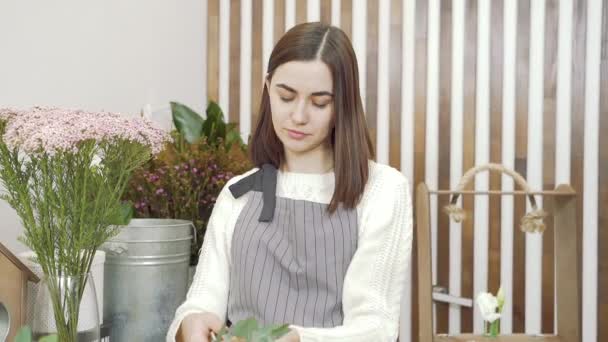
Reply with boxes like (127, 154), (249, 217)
(282, 145), (334, 174)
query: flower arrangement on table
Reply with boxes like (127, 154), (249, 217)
(476, 286), (505, 338)
(0, 106), (169, 342)
(122, 101), (252, 264)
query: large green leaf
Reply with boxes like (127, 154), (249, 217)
(171, 102), (204, 143)
(231, 317), (259, 339)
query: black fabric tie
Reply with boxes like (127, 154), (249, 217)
(228, 164), (277, 222)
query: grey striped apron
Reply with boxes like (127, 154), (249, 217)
(227, 164), (358, 328)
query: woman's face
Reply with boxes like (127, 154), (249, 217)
(265, 60), (335, 157)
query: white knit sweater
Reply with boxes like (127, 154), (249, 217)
(166, 161), (413, 342)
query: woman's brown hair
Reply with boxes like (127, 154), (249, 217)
(249, 22), (374, 213)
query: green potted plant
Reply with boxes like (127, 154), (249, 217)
(122, 101), (251, 266)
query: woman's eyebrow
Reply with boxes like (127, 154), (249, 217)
(276, 83), (333, 97)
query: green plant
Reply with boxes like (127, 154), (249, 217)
(171, 101), (244, 149)
(212, 318), (290, 342)
(16, 326), (57, 342)
(123, 101), (252, 264)
(0, 107), (168, 342)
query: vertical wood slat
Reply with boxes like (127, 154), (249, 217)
(460, 0), (477, 333)
(436, 0), (452, 334)
(229, 0), (242, 126)
(202, 0), (208, 109)
(320, 0), (331, 24)
(472, 0), (490, 333)
(399, 1), (416, 338)
(513, 0), (531, 332)
(274, 0), (285, 44)
(525, 0), (546, 333)
(426, 4), (441, 326)
(239, 0), (253, 141)
(262, 0), (274, 78)
(376, 0), (391, 165)
(219, 0), (231, 115)
(340, 0), (352, 41)
(448, 0), (465, 334)
(598, 2), (608, 340)
(296, 0), (306, 24)
(285, 0), (295, 31)
(251, 0), (263, 127)
(488, 0), (503, 315)
(307, 0), (320, 22)
(501, 0), (518, 332)
(541, 0), (558, 333)
(366, 0), (378, 159)
(389, 0), (402, 170)
(413, 0), (429, 338)
(582, 0), (603, 340)
(570, 0), (587, 337)
(352, 0), (367, 110)
(207, 0), (220, 103)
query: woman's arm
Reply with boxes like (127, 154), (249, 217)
(166, 181), (237, 342)
(288, 171), (413, 342)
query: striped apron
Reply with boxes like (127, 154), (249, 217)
(227, 164), (358, 328)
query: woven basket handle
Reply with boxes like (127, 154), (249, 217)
(444, 163), (546, 233)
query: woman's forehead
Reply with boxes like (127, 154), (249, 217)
(271, 60), (333, 93)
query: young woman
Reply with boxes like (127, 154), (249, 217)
(168, 22), (412, 342)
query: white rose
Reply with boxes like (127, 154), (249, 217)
(476, 292), (501, 323)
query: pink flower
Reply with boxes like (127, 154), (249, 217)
(0, 106), (170, 155)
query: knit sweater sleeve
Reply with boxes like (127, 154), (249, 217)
(290, 168), (413, 342)
(165, 171), (250, 342)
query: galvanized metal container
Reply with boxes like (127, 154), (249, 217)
(101, 219), (194, 342)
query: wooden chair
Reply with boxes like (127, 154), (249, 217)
(415, 164), (580, 342)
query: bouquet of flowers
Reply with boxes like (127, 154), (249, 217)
(122, 101), (251, 264)
(0, 106), (168, 341)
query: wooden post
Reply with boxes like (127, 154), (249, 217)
(553, 184), (580, 342)
(416, 183), (434, 341)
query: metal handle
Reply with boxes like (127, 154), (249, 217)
(190, 222), (198, 247)
(432, 285), (473, 308)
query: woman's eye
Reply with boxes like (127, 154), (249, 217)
(280, 97), (294, 103)
(313, 103), (329, 109)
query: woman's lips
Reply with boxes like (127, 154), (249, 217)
(286, 129), (309, 140)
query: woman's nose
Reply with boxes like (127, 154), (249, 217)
(290, 100), (309, 124)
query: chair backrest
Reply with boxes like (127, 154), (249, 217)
(414, 182), (580, 342)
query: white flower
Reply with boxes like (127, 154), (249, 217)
(476, 292), (501, 323)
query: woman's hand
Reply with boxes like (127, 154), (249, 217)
(177, 312), (224, 342)
(275, 329), (300, 342)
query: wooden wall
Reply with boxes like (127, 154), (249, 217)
(203, 1), (607, 341)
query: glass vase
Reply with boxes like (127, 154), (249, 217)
(483, 319), (500, 338)
(31, 272), (100, 342)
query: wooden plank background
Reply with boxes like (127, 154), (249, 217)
(205, 1), (606, 341)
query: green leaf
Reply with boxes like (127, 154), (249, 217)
(225, 130), (242, 150)
(15, 326), (32, 342)
(231, 317), (259, 339)
(269, 324), (291, 338)
(171, 102), (205, 143)
(108, 202), (134, 226)
(206, 101), (224, 123)
(39, 334), (59, 342)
